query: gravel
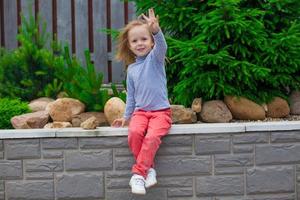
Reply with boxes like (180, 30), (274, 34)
(231, 114), (300, 123)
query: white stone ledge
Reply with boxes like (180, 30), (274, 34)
(0, 121), (300, 139)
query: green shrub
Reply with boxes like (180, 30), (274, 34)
(43, 78), (64, 99)
(54, 46), (111, 111)
(0, 11), (60, 101)
(0, 98), (31, 129)
(111, 82), (127, 103)
(132, 0), (300, 106)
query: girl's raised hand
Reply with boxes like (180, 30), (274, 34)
(142, 8), (160, 34)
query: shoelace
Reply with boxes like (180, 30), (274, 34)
(147, 173), (154, 179)
(147, 170), (155, 178)
(134, 178), (145, 186)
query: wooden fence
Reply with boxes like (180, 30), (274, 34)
(0, 0), (136, 83)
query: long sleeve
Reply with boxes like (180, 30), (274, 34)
(152, 30), (167, 64)
(123, 73), (135, 120)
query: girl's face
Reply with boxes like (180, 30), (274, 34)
(128, 25), (154, 57)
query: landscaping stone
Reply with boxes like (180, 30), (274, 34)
(11, 110), (49, 129)
(72, 111), (108, 127)
(104, 97), (125, 125)
(266, 97), (290, 118)
(29, 97), (54, 112)
(289, 90), (300, 115)
(46, 98), (85, 122)
(170, 105), (197, 124)
(191, 98), (202, 113)
(200, 100), (232, 123)
(224, 95), (266, 120)
(80, 116), (98, 129)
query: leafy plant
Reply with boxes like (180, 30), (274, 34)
(131, 0), (300, 106)
(0, 98), (31, 129)
(0, 11), (59, 101)
(101, 28), (120, 40)
(44, 78), (64, 99)
(55, 46), (110, 111)
(111, 83), (126, 102)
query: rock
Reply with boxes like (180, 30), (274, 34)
(266, 97), (290, 118)
(29, 97), (55, 112)
(170, 105), (197, 124)
(289, 90), (300, 114)
(72, 112), (108, 127)
(46, 98), (85, 122)
(200, 100), (232, 123)
(224, 96), (265, 120)
(261, 103), (268, 112)
(191, 98), (202, 113)
(44, 122), (72, 128)
(56, 91), (69, 99)
(104, 97), (125, 125)
(11, 111), (49, 129)
(80, 116), (98, 129)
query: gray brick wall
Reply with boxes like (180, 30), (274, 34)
(1, 129), (300, 199)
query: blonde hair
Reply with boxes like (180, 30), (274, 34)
(116, 20), (153, 66)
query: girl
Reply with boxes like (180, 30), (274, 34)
(111, 8), (172, 195)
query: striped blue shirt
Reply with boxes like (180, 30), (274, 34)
(123, 30), (170, 120)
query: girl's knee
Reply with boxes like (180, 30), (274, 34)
(129, 126), (145, 136)
(144, 134), (161, 143)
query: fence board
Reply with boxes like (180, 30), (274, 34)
(75, 0), (88, 62)
(128, 1), (136, 21)
(39, 0), (53, 48)
(93, 0), (108, 82)
(4, 0), (18, 50)
(57, 0), (72, 48)
(111, 0), (125, 83)
(21, 0), (34, 20)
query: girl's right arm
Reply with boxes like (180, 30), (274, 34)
(112, 73), (135, 127)
(123, 73), (135, 120)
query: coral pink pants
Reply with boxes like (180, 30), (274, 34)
(128, 108), (172, 178)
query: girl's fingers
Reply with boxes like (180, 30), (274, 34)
(149, 8), (155, 18)
(141, 13), (149, 21)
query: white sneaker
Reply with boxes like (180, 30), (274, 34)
(145, 168), (157, 188)
(129, 174), (146, 195)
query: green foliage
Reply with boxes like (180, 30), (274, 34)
(0, 48), (5, 57)
(111, 83), (126, 102)
(131, 0), (300, 106)
(44, 78), (64, 99)
(100, 28), (120, 40)
(0, 98), (31, 129)
(0, 11), (59, 101)
(55, 46), (110, 111)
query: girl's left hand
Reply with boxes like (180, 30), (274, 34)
(142, 8), (160, 34)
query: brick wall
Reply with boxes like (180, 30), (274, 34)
(0, 123), (300, 200)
